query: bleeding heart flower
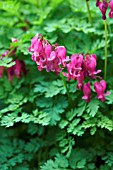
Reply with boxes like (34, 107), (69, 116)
(77, 71), (85, 89)
(8, 60), (27, 82)
(109, 0), (113, 18)
(55, 46), (69, 67)
(65, 54), (83, 81)
(94, 80), (110, 102)
(15, 59), (27, 78)
(82, 82), (91, 102)
(45, 43), (52, 59)
(28, 34), (43, 54)
(8, 66), (15, 83)
(83, 54), (101, 78)
(96, 0), (108, 20)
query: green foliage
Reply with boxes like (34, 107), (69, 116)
(86, 98), (100, 117)
(0, 0), (113, 169)
(0, 56), (15, 67)
(40, 153), (68, 170)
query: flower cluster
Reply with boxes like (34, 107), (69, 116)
(29, 34), (110, 102)
(96, 0), (113, 19)
(28, 34), (69, 74)
(0, 38), (27, 83)
(64, 54), (101, 85)
(63, 53), (109, 102)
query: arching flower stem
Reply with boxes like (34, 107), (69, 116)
(60, 71), (72, 104)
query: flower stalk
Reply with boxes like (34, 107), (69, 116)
(86, 0), (93, 26)
(104, 20), (108, 80)
(60, 71), (72, 104)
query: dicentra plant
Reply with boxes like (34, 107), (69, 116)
(0, 0), (113, 169)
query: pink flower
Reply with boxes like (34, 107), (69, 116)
(15, 59), (22, 78)
(94, 80), (110, 102)
(15, 59), (27, 78)
(8, 60), (27, 82)
(97, 0), (108, 20)
(0, 38), (27, 82)
(55, 46), (69, 67)
(82, 82), (91, 102)
(15, 60), (21, 78)
(8, 66), (15, 83)
(48, 51), (56, 61)
(83, 54), (101, 78)
(65, 54), (83, 81)
(29, 36), (48, 71)
(45, 43), (52, 59)
(0, 66), (5, 78)
(46, 57), (61, 74)
(109, 0), (113, 18)
(76, 71), (84, 89)
(45, 50), (62, 74)
(28, 34), (43, 53)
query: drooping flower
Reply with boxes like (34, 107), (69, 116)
(83, 54), (101, 78)
(46, 57), (61, 74)
(15, 59), (27, 78)
(55, 46), (69, 67)
(82, 82), (91, 102)
(94, 80), (110, 102)
(65, 54), (83, 81)
(44, 43), (52, 59)
(109, 0), (113, 18)
(15, 59), (21, 78)
(7, 65), (15, 83)
(7, 59), (27, 82)
(0, 37), (27, 82)
(28, 34), (43, 53)
(96, 0), (108, 20)
(76, 71), (85, 89)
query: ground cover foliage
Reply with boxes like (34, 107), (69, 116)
(0, 0), (113, 169)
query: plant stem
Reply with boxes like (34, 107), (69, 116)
(36, 0), (39, 7)
(60, 71), (72, 104)
(104, 20), (108, 80)
(86, 0), (93, 26)
(108, 23), (113, 75)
